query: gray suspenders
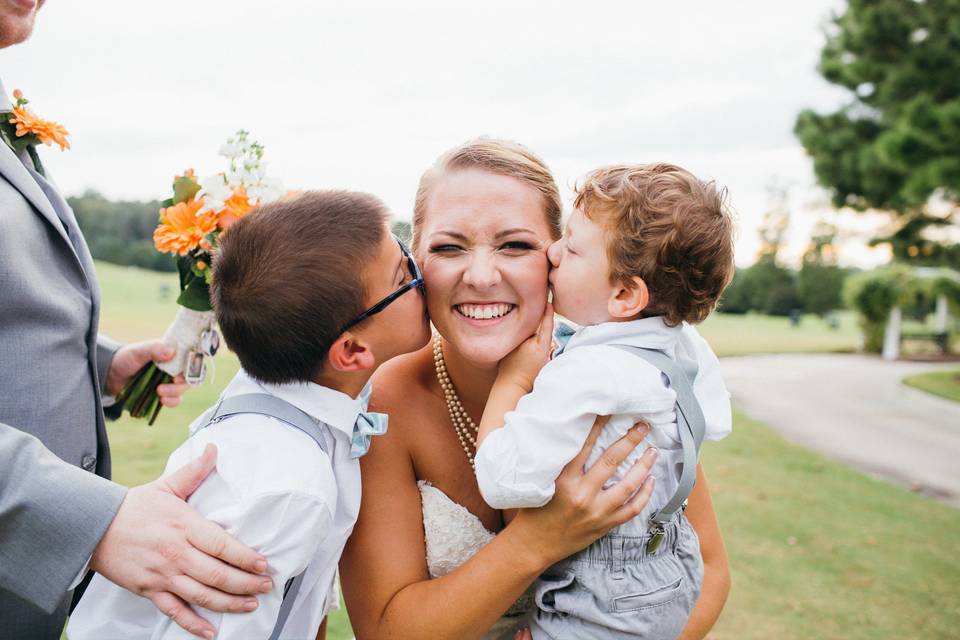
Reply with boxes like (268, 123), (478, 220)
(194, 393), (332, 640)
(611, 345), (706, 552)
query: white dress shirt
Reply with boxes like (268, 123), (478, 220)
(68, 369), (364, 640)
(475, 317), (731, 534)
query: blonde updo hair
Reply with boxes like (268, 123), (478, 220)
(412, 137), (563, 250)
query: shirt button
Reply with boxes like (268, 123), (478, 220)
(81, 454), (97, 472)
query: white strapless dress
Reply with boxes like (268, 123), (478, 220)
(418, 481), (535, 639)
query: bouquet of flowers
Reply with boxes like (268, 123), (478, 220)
(117, 130), (284, 424)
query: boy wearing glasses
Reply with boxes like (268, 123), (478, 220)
(69, 191), (430, 640)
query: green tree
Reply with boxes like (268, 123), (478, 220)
(794, 0), (960, 267)
(798, 220), (849, 316)
(69, 190), (174, 272)
(718, 185), (801, 316)
(717, 268), (752, 314)
(749, 258), (803, 317)
(719, 260), (802, 317)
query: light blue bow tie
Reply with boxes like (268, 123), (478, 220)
(553, 321), (578, 356)
(352, 386), (388, 458)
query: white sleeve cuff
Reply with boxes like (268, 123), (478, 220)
(69, 555), (93, 591)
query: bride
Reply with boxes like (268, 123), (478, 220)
(339, 138), (730, 639)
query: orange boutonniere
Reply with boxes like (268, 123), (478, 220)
(0, 89), (70, 176)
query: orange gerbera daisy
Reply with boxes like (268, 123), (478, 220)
(8, 105), (70, 151)
(217, 188), (255, 231)
(153, 198), (217, 255)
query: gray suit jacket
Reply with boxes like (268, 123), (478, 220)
(0, 79), (127, 638)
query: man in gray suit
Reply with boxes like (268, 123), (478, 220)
(1, 3), (275, 638)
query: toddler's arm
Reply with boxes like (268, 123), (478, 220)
(474, 348), (606, 510)
(476, 305), (555, 450)
(476, 335), (676, 510)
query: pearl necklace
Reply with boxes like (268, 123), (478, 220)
(433, 334), (479, 469)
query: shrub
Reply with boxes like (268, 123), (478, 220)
(798, 263), (848, 317)
(843, 265), (918, 352)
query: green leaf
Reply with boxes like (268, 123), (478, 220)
(176, 254), (194, 291)
(0, 120), (15, 149)
(0, 120), (36, 153)
(176, 275), (212, 311)
(172, 174), (201, 205)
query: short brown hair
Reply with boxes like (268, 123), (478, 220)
(212, 191), (388, 383)
(575, 163), (735, 326)
(412, 137), (563, 249)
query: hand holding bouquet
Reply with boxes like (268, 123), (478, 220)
(117, 131), (285, 423)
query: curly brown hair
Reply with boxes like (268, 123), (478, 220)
(574, 163), (735, 326)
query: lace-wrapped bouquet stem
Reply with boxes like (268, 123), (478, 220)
(116, 131), (285, 424)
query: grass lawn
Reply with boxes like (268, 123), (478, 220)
(902, 369), (960, 403)
(698, 311), (860, 357)
(705, 411), (960, 640)
(94, 262), (960, 639)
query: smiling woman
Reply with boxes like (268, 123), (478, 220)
(337, 139), (711, 640)
(417, 167), (555, 366)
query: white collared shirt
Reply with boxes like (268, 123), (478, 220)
(68, 369), (364, 640)
(475, 317), (731, 534)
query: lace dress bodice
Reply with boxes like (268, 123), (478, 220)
(418, 481), (534, 639)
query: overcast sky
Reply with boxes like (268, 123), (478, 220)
(2, 0), (894, 266)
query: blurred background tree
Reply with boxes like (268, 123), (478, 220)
(794, 0), (960, 268)
(798, 219), (849, 317)
(71, 190), (418, 272)
(721, 186), (805, 316)
(69, 190), (173, 272)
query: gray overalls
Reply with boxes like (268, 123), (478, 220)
(529, 345), (707, 640)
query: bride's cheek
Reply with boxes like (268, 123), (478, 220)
(515, 258), (550, 299)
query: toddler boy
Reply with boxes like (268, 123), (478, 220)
(475, 163), (735, 640)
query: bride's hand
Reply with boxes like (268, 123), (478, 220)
(495, 303), (554, 393)
(510, 416), (656, 566)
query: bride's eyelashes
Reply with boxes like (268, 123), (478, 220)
(499, 241), (535, 253)
(429, 244), (463, 254)
(428, 241), (536, 255)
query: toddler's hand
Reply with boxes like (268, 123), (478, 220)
(497, 303), (554, 393)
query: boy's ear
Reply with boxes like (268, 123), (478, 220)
(326, 332), (377, 373)
(608, 276), (650, 319)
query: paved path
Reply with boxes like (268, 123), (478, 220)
(719, 354), (960, 507)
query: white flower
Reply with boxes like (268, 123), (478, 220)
(248, 177), (284, 203)
(197, 174), (232, 213)
(226, 166), (247, 188)
(219, 141), (243, 159)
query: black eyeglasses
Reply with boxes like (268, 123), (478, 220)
(340, 236), (425, 332)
